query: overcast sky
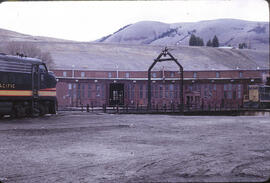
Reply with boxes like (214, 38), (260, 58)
(0, 0), (268, 42)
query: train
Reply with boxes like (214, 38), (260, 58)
(0, 53), (57, 117)
(243, 84), (270, 109)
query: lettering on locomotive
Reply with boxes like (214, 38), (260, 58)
(0, 83), (16, 89)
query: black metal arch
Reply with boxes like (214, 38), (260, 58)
(147, 47), (184, 112)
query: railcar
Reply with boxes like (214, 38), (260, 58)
(0, 53), (57, 117)
(243, 85), (270, 109)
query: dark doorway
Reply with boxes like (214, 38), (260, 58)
(109, 83), (124, 106)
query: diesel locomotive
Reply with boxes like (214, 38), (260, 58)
(0, 53), (57, 117)
(243, 84), (270, 109)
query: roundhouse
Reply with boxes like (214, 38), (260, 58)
(49, 44), (269, 109)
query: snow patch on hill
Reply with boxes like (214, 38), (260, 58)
(97, 19), (269, 51)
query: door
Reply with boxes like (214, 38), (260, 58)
(109, 83), (124, 106)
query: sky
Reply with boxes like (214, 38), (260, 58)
(0, 0), (269, 42)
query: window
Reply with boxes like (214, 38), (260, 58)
(68, 83), (72, 90)
(170, 72), (175, 77)
(131, 84), (134, 99)
(96, 84), (100, 97)
(193, 84), (198, 91)
(239, 72), (243, 78)
(193, 72), (197, 78)
(101, 84), (105, 99)
(216, 72), (220, 78)
(188, 84), (192, 92)
(41, 74), (44, 82)
(227, 91), (232, 99)
(152, 72), (157, 78)
(63, 71), (67, 77)
(139, 84), (144, 99)
(108, 72), (112, 78)
(39, 64), (47, 73)
(174, 85), (178, 98)
(209, 84), (212, 91)
(159, 85), (163, 98)
(73, 84), (76, 97)
(125, 72), (130, 78)
(233, 91), (236, 99)
(77, 83), (81, 98)
(238, 84), (242, 99)
(81, 84), (85, 99)
(165, 85), (169, 98)
(169, 84), (174, 98)
(228, 84), (232, 91)
(204, 84), (207, 96)
(88, 84), (91, 98)
(81, 72), (85, 77)
(68, 83), (72, 97)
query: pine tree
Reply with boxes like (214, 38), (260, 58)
(189, 34), (204, 46)
(239, 42), (247, 49)
(206, 39), (212, 47)
(212, 35), (219, 47)
(189, 34), (197, 46)
(197, 37), (204, 46)
(239, 43), (243, 49)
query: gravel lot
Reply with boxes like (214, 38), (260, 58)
(0, 112), (270, 183)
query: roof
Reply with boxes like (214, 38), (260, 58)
(0, 54), (42, 64)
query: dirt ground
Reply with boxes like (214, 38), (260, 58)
(0, 112), (270, 183)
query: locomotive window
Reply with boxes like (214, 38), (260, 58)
(41, 74), (44, 81)
(39, 64), (47, 73)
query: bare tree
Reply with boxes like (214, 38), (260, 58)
(4, 41), (53, 68)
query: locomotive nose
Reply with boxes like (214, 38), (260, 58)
(48, 71), (57, 87)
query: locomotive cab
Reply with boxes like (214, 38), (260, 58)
(39, 64), (57, 89)
(0, 54), (58, 118)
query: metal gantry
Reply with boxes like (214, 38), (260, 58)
(147, 47), (184, 112)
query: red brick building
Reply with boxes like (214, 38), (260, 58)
(52, 68), (268, 109)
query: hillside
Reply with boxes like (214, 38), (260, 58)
(0, 26), (269, 72)
(97, 19), (269, 51)
(0, 28), (74, 42)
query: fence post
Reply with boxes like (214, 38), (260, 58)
(87, 104), (90, 112)
(164, 104), (167, 112)
(81, 104), (84, 112)
(103, 104), (106, 113)
(91, 102), (94, 112)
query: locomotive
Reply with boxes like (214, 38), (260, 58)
(243, 84), (270, 109)
(0, 53), (57, 117)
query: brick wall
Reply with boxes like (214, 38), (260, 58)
(53, 69), (267, 108)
